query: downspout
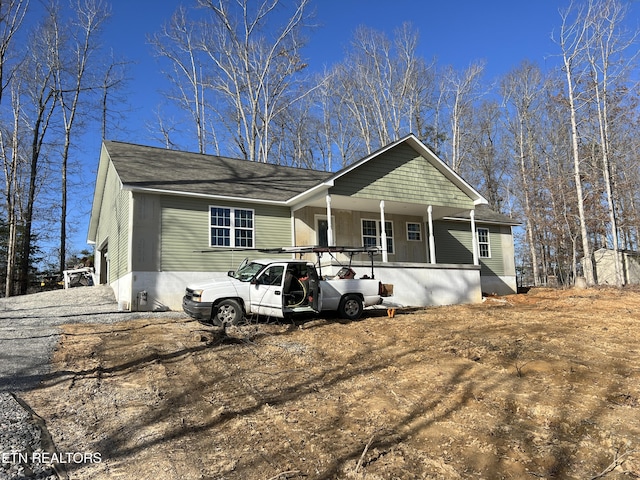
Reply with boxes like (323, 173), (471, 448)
(128, 191), (135, 311)
(380, 200), (388, 263)
(470, 209), (479, 266)
(428, 205), (436, 264)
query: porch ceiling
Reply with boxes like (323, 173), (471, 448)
(304, 194), (472, 220)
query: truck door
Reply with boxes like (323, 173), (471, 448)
(307, 264), (320, 312)
(249, 264), (286, 318)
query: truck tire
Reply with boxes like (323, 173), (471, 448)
(338, 294), (363, 320)
(212, 299), (243, 327)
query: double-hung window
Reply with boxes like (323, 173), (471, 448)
(477, 227), (491, 258)
(361, 219), (394, 254)
(210, 206), (254, 248)
(406, 222), (422, 241)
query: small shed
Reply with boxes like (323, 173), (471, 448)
(593, 248), (640, 285)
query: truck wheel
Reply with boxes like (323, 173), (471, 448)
(213, 299), (243, 327)
(338, 294), (363, 320)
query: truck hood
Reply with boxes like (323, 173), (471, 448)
(187, 276), (241, 292)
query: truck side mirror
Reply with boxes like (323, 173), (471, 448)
(227, 270), (235, 277)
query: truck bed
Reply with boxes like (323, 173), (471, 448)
(319, 278), (382, 311)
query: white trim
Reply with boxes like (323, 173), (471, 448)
(125, 185), (290, 206)
(470, 210), (479, 266)
(406, 222), (422, 242)
(208, 205), (255, 248)
(361, 217), (394, 257)
(427, 205), (436, 265)
(380, 201), (388, 263)
(441, 216), (520, 227)
(477, 227), (492, 259)
(325, 195), (334, 246)
(126, 190), (134, 307)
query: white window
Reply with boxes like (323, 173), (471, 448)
(210, 206), (254, 248)
(406, 222), (422, 241)
(361, 219), (394, 254)
(477, 227), (490, 258)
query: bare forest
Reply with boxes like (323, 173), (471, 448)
(2, 0), (640, 294)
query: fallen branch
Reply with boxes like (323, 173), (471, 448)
(266, 470), (300, 480)
(354, 435), (376, 473)
(590, 447), (637, 480)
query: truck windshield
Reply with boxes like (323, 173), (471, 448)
(231, 262), (266, 282)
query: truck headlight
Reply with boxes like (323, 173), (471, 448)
(189, 289), (203, 302)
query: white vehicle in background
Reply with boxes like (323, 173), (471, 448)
(182, 246), (391, 326)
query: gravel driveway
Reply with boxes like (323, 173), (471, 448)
(0, 285), (183, 392)
(0, 285), (185, 479)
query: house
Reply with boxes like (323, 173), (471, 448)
(87, 134), (519, 312)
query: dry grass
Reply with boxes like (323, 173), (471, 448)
(21, 287), (640, 479)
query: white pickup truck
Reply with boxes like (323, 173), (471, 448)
(182, 257), (385, 326)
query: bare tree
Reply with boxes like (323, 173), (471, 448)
(465, 99), (505, 211)
(0, 0), (28, 295)
(149, 5), (208, 153)
(311, 69), (363, 169)
(53, 0), (110, 274)
(17, 4), (59, 294)
(556, 0), (596, 285)
(440, 61), (485, 172)
(194, 0), (312, 162)
(583, 0), (637, 286)
(98, 51), (129, 141)
(319, 23), (435, 161)
(0, 0), (28, 104)
(502, 61), (547, 286)
(1, 83), (24, 296)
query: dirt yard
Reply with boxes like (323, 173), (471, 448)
(20, 287), (640, 479)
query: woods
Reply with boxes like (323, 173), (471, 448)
(1, 0), (639, 294)
(0, 0), (124, 295)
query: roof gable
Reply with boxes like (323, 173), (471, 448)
(103, 140), (331, 202)
(326, 134), (487, 208)
(329, 142), (474, 209)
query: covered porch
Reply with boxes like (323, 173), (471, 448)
(291, 193), (484, 307)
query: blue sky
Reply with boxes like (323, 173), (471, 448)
(105, 0), (567, 145)
(62, 0), (639, 253)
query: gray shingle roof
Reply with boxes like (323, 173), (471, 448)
(448, 204), (521, 225)
(104, 140), (332, 202)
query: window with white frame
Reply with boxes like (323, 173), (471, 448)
(210, 206), (254, 248)
(477, 227), (490, 258)
(406, 222), (422, 241)
(361, 219), (394, 254)
(362, 219), (378, 249)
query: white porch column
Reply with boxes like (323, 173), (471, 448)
(427, 205), (436, 264)
(470, 209), (479, 266)
(380, 200), (388, 263)
(325, 194), (334, 246)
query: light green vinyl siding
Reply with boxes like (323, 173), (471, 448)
(161, 196), (292, 272)
(113, 189), (130, 280)
(95, 160), (130, 283)
(434, 221), (473, 265)
(433, 221), (505, 275)
(131, 192), (161, 271)
(330, 143), (472, 209)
